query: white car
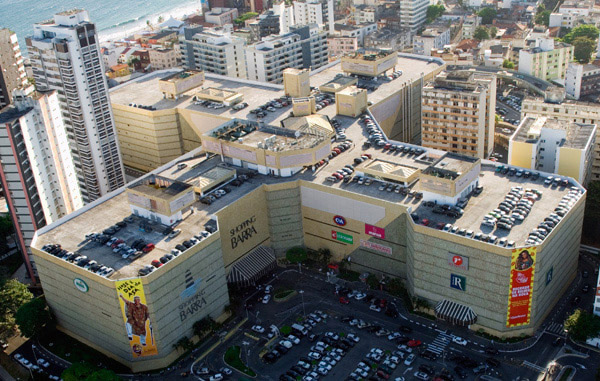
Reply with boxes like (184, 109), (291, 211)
(388, 332), (402, 341)
(37, 358), (50, 368)
(452, 336), (467, 346)
(355, 292), (367, 300)
(262, 294), (272, 304)
(220, 367), (232, 375)
(318, 361), (333, 371)
(287, 335), (300, 345)
(369, 304), (381, 312)
(317, 367), (328, 375)
(347, 333), (360, 342)
(279, 340), (293, 349)
(251, 325), (265, 333)
(265, 285), (273, 293)
(14, 354), (23, 361)
(404, 353), (416, 365)
(323, 356), (337, 366)
(308, 351), (322, 360)
(325, 332), (339, 341)
(355, 368), (369, 378)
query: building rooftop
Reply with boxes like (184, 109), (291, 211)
(512, 117), (596, 149)
(34, 104), (584, 281)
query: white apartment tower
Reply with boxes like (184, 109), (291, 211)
(0, 91), (84, 282)
(245, 24), (328, 83)
(180, 26), (247, 78)
(293, 0), (334, 34)
(400, 0), (429, 33)
(26, 10), (125, 203)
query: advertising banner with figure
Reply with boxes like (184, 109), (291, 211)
(506, 246), (537, 327)
(116, 278), (158, 357)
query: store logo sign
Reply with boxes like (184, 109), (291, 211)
(73, 278), (89, 293)
(333, 215), (347, 226)
(448, 253), (469, 270)
(365, 224), (385, 239)
(450, 274), (466, 291)
(331, 230), (353, 244)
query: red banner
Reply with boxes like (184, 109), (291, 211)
(365, 224), (385, 239)
(506, 247), (537, 327)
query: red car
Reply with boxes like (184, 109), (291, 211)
(421, 218), (430, 226)
(383, 143), (391, 150)
(339, 297), (350, 304)
(407, 339), (422, 347)
(151, 259), (162, 268)
(376, 370), (390, 379)
(379, 298), (387, 308)
(363, 153), (372, 159)
(143, 243), (155, 253)
(111, 239), (124, 249)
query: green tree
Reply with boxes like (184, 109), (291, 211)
(386, 278), (405, 297)
(478, 7), (497, 25)
(62, 362), (120, 381)
(173, 335), (193, 352)
(234, 12), (259, 25)
(318, 248), (332, 264)
(0, 215), (13, 255)
(426, 4), (445, 23)
(502, 59), (515, 69)
(474, 26), (490, 40)
(563, 24), (600, 44)
(366, 274), (380, 290)
(535, 10), (551, 26)
(489, 26), (498, 38)
(0, 279), (32, 340)
(573, 36), (596, 63)
(193, 316), (218, 337)
(15, 296), (52, 338)
(564, 309), (600, 341)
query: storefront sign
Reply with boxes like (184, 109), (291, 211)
(360, 239), (392, 255)
(230, 215), (257, 249)
(333, 215), (347, 226)
(116, 279), (158, 358)
(506, 246), (537, 327)
(448, 253), (469, 270)
(450, 274), (467, 291)
(365, 224), (385, 239)
(331, 230), (353, 244)
(73, 278), (88, 293)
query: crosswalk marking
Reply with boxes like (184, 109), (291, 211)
(546, 322), (565, 336)
(427, 332), (452, 355)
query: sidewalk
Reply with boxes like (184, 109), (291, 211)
(0, 365), (16, 381)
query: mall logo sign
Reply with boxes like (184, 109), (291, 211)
(73, 278), (89, 293)
(230, 215), (257, 249)
(333, 215), (347, 226)
(448, 253), (469, 270)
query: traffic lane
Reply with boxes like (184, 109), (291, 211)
(496, 100), (521, 123)
(554, 353), (598, 379)
(11, 341), (65, 379)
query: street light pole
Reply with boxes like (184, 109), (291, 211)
(299, 290), (306, 317)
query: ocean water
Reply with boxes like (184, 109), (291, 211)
(0, 0), (202, 54)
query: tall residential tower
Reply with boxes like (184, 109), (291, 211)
(0, 29), (28, 110)
(27, 10), (125, 203)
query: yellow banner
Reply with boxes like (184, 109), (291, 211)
(116, 278), (158, 357)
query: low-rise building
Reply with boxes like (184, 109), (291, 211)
(521, 96), (600, 181)
(328, 36), (358, 59)
(508, 117), (596, 184)
(414, 28), (451, 56)
(107, 64), (131, 78)
(363, 28), (411, 51)
(149, 48), (178, 70)
(340, 49), (398, 78)
(518, 38), (573, 82)
(334, 23), (377, 45)
(294, 0), (334, 34)
(462, 15), (481, 39)
(204, 8), (239, 26)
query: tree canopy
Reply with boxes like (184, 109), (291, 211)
(573, 36), (596, 63)
(62, 362), (120, 381)
(564, 309), (600, 341)
(15, 296), (52, 338)
(503, 59), (515, 69)
(0, 279), (32, 340)
(426, 4), (445, 23)
(478, 7), (497, 25)
(563, 24), (600, 44)
(535, 10), (551, 26)
(474, 26), (490, 41)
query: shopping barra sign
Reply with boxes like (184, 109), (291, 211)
(331, 230), (353, 244)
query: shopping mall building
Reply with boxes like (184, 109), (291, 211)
(31, 55), (585, 371)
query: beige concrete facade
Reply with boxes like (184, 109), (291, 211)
(283, 68), (311, 98)
(336, 86), (368, 117)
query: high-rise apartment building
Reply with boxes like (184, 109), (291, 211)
(27, 10), (125, 203)
(0, 29), (28, 110)
(293, 0), (334, 34)
(245, 24), (328, 83)
(180, 26), (247, 79)
(0, 91), (83, 282)
(421, 71), (497, 159)
(400, 0), (429, 33)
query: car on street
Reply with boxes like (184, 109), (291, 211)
(262, 294), (272, 304)
(252, 325), (265, 333)
(452, 336), (467, 346)
(404, 353), (416, 365)
(407, 339), (422, 347)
